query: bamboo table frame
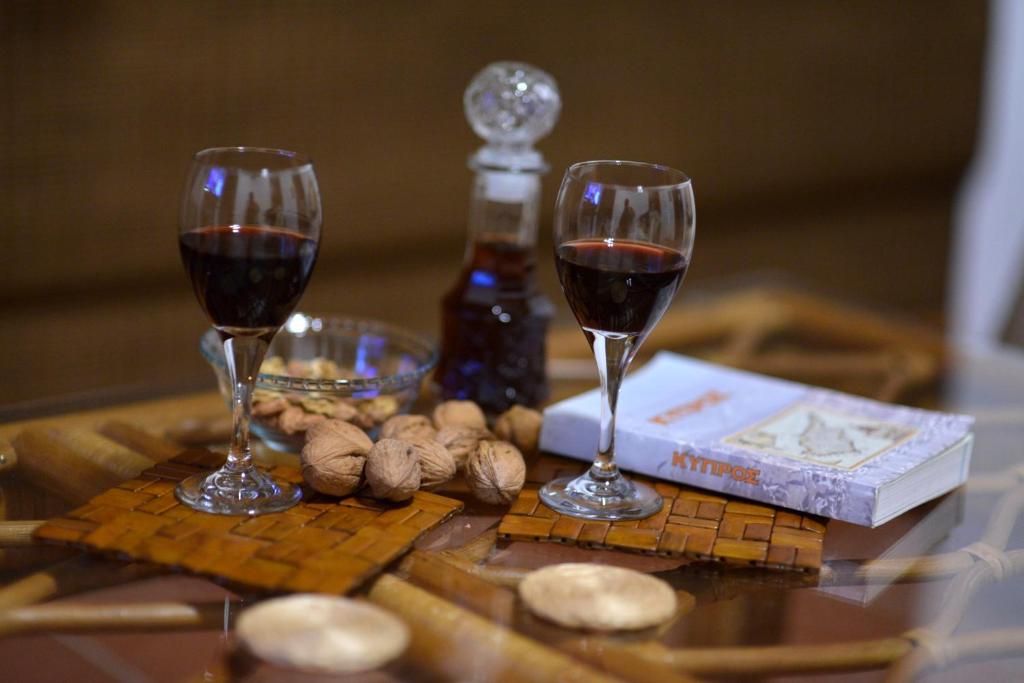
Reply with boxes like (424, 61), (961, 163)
(1, 287), (1022, 682)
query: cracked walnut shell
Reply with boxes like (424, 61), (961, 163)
(278, 406), (327, 435)
(365, 439), (421, 502)
(465, 440), (526, 505)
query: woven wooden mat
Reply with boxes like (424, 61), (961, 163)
(32, 449), (463, 594)
(498, 456), (826, 572)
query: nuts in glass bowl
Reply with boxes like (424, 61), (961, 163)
(201, 314), (438, 453)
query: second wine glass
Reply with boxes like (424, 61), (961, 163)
(540, 160), (695, 521)
(177, 147), (322, 516)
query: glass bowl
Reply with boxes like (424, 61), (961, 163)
(201, 313), (438, 452)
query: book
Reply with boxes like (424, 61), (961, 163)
(539, 352), (974, 527)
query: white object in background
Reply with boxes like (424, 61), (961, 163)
(950, 0), (1024, 350)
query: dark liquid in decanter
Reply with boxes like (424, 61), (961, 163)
(437, 238), (552, 413)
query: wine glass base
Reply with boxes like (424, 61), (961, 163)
(539, 472), (663, 521)
(175, 465), (302, 516)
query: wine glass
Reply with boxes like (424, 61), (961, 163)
(177, 147), (322, 515)
(540, 161), (695, 521)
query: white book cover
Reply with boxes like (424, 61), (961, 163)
(539, 352), (975, 526)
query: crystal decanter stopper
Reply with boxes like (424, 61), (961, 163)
(464, 61), (562, 172)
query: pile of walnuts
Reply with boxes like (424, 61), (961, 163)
(300, 400), (543, 506)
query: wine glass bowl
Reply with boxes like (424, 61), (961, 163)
(177, 147), (322, 516)
(540, 160), (695, 521)
(200, 314), (439, 452)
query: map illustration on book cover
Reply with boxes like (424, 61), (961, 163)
(724, 404), (918, 471)
(540, 352), (974, 526)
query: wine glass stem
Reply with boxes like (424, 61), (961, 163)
(222, 334), (269, 472)
(589, 331), (637, 481)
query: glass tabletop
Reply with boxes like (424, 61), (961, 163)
(0, 302), (1022, 682)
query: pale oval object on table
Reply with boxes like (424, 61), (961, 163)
(518, 563), (678, 631)
(236, 594), (409, 674)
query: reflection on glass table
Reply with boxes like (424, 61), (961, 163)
(0, 287), (1022, 682)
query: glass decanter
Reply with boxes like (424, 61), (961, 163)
(435, 62), (561, 413)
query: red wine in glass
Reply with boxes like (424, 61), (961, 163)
(555, 239), (688, 336)
(540, 160), (695, 522)
(176, 147), (322, 516)
(180, 225), (318, 335)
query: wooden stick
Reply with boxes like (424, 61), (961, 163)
(0, 601), (227, 637)
(0, 520), (43, 547)
(367, 574), (623, 683)
(444, 528), (499, 564)
(0, 556), (157, 610)
(831, 552), (976, 585)
(165, 415), (232, 447)
(401, 550), (516, 623)
(980, 487), (1024, 550)
(97, 420), (184, 463)
(621, 638), (911, 676)
(13, 428), (154, 504)
(885, 628), (1024, 683)
(779, 289), (946, 357)
(436, 552), (529, 588)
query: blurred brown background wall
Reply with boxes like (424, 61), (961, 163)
(0, 1), (985, 408)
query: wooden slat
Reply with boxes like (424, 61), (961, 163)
(97, 421), (184, 463)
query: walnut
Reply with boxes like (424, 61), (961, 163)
(304, 419), (374, 449)
(252, 395), (289, 418)
(331, 401), (359, 421)
(259, 356), (287, 375)
(360, 395), (400, 424)
(435, 426), (489, 470)
(278, 406), (327, 435)
(432, 400), (488, 431)
(300, 396), (337, 417)
(286, 359), (309, 376)
(308, 357), (342, 379)
(253, 388), (285, 404)
(493, 406), (543, 454)
(380, 414), (436, 442)
(349, 411), (377, 430)
(465, 440), (526, 505)
(301, 421), (373, 496)
(409, 439), (456, 490)
(365, 439), (421, 501)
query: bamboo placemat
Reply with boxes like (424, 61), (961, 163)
(32, 449), (463, 594)
(498, 455), (826, 572)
